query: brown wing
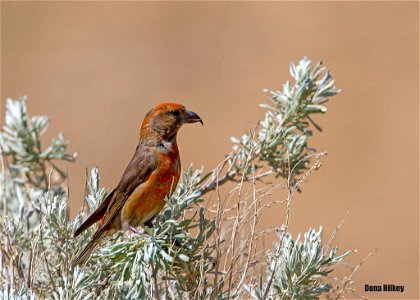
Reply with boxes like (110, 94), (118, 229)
(94, 144), (157, 234)
(74, 143), (157, 237)
(74, 189), (115, 237)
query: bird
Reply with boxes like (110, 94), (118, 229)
(72, 103), (202, 267)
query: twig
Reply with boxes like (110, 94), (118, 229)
(44, 255), (59, 295)
(151, 262), (161, 300)
(226, 147), (253, 299)
(262, 150), (294, 299)
(335, 250), (376, 299)
(235, 158), (259, 296)
(325, 211), (349, 254)
(211, 166), (223, 299)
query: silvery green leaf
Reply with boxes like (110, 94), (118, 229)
(178, 254), (190, 262)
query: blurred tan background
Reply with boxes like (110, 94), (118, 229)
(1, 2), (418, 299)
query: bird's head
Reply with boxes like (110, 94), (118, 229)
(140, 103), (203, 145)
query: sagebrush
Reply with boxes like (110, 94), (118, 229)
(0, 57), (359, 299)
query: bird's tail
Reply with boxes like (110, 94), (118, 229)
(72, 231), (107, 268)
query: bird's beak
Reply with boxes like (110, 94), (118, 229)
(182, 110), (203, 125)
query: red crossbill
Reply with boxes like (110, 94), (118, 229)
(72, 103), (202, 267)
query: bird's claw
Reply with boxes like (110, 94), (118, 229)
(129, 226), (145, 237)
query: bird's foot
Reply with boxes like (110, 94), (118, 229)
(128, 226), (146, 238)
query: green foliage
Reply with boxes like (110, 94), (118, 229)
(247, 228), (350, 300)
(0, 96), (76, 200)
(0, 57), (353, 299)
(229, 57), (339, 185)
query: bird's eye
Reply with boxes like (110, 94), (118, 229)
(171, 110), (181, 117)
